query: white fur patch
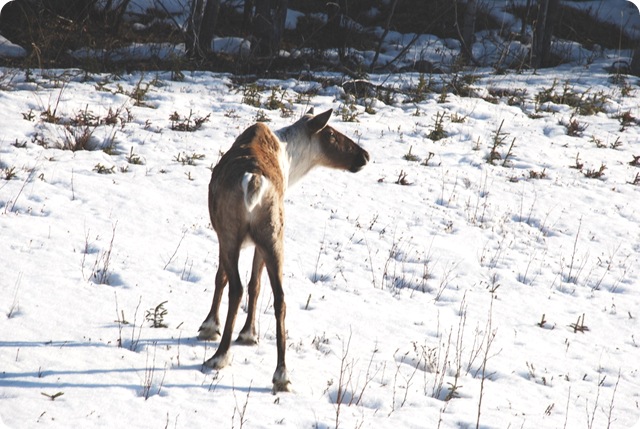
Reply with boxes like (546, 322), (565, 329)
(242, 172), (269, 211)
(275, 126), (322, 187)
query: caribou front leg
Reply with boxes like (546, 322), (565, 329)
(237, 249), (265, 345)
(260, 240), (291, 393)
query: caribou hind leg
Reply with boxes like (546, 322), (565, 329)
(198, 264), (228, 341)
(204, 245), (243, 370)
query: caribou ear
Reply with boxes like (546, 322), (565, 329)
(306, 109), (333, 134)
(306, 107), (315, 115)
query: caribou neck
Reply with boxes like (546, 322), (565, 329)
(275, 125), (321, 189)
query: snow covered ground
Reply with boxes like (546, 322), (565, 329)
(1, 1), (640, 429)
(1, 57), (639, 429)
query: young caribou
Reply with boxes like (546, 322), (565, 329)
(199, 108), (369, 392)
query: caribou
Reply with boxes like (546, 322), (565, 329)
(199, 108), (369, 392)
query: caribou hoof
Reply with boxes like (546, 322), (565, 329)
(272, 367), (291, 393)
(198, 321), (221, 341)
(236, 331), (258, 345)
(204, 353), (231, 370)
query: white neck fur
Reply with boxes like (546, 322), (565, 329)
(275, 124), (322, 189)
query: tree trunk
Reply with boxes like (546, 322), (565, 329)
(186, 0), (204, 58)
(520, 0), (532, 40)
(531, 0), (559, 68)
(460, 0), (477, 65)
(253, 0), (288, 58)
(186, 0), (220, 59)
(199, 0), (220, 53)
(370, 0), (399, 71)
(326, 0), (349, 63)
(242, 0), (255, 35)
(630, 48), (640, 76)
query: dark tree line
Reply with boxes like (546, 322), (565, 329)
(0, 0), (637, 74)
(456, 0), (559, 69)
(186, 0), (289, 60)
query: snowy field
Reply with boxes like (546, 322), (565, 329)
(1, 1), (640, 429)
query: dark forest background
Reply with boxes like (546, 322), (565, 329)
(0, 0), (638, 75)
